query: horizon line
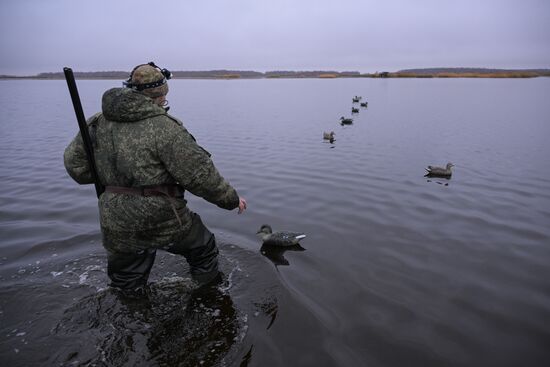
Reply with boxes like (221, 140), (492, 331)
(2, 66), (550, 78)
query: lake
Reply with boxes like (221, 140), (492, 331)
(1, 77), (549, 366)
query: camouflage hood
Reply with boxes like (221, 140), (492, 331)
(102, 87), (166, 123)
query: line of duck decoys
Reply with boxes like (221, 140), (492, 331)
(260, 97), (371, 259)
(323, 95), (369, 144)
(260, 95), (454, 265)
(322, 95), (454, 178)
(342, 95), (368, 125)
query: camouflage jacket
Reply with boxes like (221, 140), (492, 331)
(64, 88), (239, 251)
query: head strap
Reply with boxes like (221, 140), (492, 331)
(123, 61), (172, 91)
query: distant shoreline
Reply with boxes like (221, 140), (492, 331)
(2, 68), (549, 80)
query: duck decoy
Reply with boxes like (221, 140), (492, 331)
(425, 162), (454, 177)
(360, 102), (368, 107)
(340, 116), (353, 125)
(351, 107), (359, 113)
(352, 96), (362, 103)
(256, 224), (306, 247)
(323, 131), (335, 140)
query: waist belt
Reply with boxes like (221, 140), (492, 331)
(105, 185), (183, 198)
(104, 185), (184, 227)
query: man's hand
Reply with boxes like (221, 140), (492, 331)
(237, 197), (247, 214)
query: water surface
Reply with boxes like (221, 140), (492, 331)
(1, 78), (550, 366)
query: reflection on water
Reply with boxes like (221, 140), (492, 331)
(426, 179), (450, 186)
(252, 295), (279, 330)
(260, 243), (306, 267)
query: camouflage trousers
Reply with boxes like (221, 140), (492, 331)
(105, 213), (219, 290)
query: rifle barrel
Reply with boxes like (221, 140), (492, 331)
(63, 67), (104, 198)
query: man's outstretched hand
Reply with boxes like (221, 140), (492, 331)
(238, 197), (247, 214)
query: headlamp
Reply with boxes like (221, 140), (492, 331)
(123, 61), (172, 90)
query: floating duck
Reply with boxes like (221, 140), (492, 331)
(360, 102), (368, 107)
(352, 96), (362, 103)
(323, 131), (335, 140)
(425, 162), (454, 177)
(340, 117), (353, 125)
(256, 224), (306, 247)
(351, 107), (359, 113)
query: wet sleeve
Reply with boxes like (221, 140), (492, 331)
(63, 131), (93, 184)
(158, 126), (240, 210)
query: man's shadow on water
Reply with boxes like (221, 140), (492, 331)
(257, 243), (306, 331)
(51, 274), (244, 367)
(260, 243), (306, 267)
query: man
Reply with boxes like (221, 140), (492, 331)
(64, 62), (246, 291)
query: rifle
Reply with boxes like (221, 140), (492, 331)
(63, 67), (104, 198)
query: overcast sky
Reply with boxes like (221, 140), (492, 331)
(1, 0), (549, 75)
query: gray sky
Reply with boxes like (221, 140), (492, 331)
(1, 0), (549, 75)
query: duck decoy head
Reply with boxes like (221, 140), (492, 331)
(256, 224), (273, 235)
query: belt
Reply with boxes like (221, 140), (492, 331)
(104, 185), (184, 227)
